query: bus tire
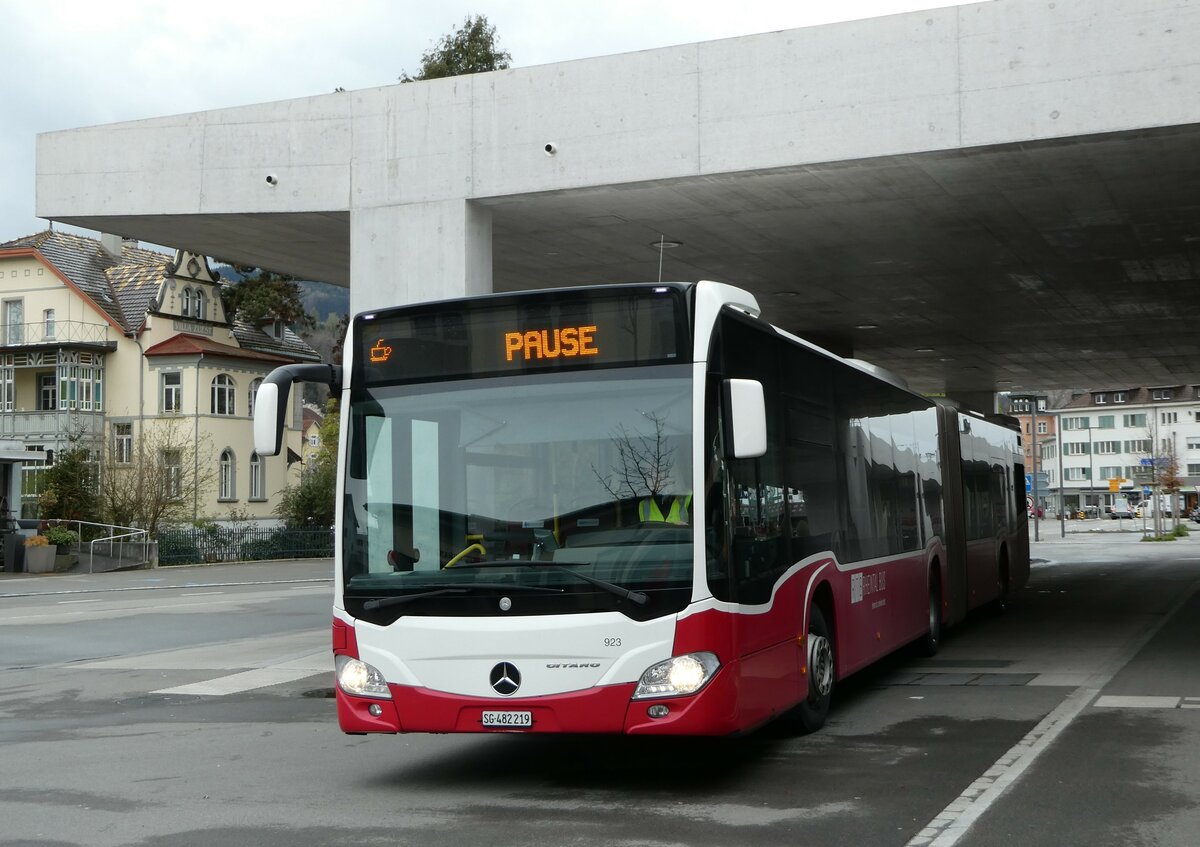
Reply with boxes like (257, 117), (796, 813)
(790, 604), (834, 734)
(919, 573), (942, 657)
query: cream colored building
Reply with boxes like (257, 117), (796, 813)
(0, 230), (319, 522)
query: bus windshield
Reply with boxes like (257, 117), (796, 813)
(342, 365), (694, 622)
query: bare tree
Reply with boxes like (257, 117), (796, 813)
(99, 418), (215, 535)
(592, 414), (675, 502)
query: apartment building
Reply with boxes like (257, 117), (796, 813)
(1040, 387), (1200, 515)
(0, 230), (319, 521)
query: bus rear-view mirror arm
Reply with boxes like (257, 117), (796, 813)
(253, 363), (342, 456)
(723, 378), (767, 459)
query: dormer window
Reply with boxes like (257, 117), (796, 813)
(1113, 392), (1126, 403)
(181, 287), (193, 317)
(1152, 388), (1173, 401)
(271, 319), (285, 340)
(1094, 393), (1107, 405)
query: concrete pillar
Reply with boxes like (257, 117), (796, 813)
(944, 390), (998, 414)
(349, 199), (493, 315)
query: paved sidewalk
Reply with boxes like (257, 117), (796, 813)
(0, 557), (334, 596)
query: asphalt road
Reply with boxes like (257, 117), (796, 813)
(1, 531), (1198, 847)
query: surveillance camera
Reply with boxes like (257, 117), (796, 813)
(544, 142), (557, 156)
(265, 174), (278, 185)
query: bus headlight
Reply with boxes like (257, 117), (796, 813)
(335, 655), (392, 699)
(632, 652), (720, 699)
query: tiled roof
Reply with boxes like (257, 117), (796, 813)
(143, 333), (293, 363)
(0, 230), (168, 332)
(1054, 386), (1198, 410)
(0, 231), (320, 364)
(230, 318), (322, 362)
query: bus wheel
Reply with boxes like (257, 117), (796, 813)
(790, 604), (834, 734)
(920, 575), (942, 657)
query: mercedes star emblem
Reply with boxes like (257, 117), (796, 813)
(490, 662), (521, 696)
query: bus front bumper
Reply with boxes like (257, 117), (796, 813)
(336, 666), (741, 736)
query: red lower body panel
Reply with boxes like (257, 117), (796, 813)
(335, 662), (748, 736)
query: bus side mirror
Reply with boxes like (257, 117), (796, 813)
(253, 363), (342, 456)
(723, 378), (767, 459)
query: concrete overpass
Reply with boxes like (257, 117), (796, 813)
(35, 0), (1200, 398)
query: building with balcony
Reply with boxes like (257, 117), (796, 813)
(1040, 387), (1200, 515)
(0, 230), (319, 521)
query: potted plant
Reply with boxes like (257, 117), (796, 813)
(23, 535), (56, 574)
(43, 526), (79, 571)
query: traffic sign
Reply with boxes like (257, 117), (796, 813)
(1025, 475), (1032, 493)
(1143, 486), (1152, 496)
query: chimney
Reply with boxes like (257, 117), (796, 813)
(100, 233), (123, 259)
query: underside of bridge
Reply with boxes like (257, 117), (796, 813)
(56, 123), (1200, 397)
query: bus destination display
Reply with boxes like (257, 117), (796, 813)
(357, 287), (687, 384)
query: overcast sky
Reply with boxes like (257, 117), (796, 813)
(0, 0), (968, 241)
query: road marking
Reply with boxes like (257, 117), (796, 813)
(1183, 698), (1200, 710)
(181, 591), (224, 597)
(1094, 695), (1181, 709)
(0, 577), (332, 599)
(57, 598), (102, 605)
(907, 574), (1200, 847)
(152, 666), (326, 696)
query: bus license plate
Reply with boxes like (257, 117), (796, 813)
(482, 710), (532, 728)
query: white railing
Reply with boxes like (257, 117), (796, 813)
(44, 519), (150, 574)
(2, 320), (112, 347)
(0, 412), (104, 436)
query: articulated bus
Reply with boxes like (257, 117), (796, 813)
(254, 281), (1028, 736)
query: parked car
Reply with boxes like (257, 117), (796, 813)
(1110, 503), (1135, 520)
(1191, 507), (1200, 524)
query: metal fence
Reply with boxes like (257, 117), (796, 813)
(157, 526), (334, 566)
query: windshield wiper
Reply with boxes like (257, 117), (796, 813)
(359, 582), (563, 612)
(448, 561), (649, 606)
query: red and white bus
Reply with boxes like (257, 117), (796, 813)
(254, 281), (1028, 736)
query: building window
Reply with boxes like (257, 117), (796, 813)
(1123, 414), (1146, 428)
(1062, 416), (1090, 430)
(308, 433), (319, 447)
(1093, 441), (1120, 455)
(1152, 389), (1173, 401)
(1064, 442), (1090, 456)
(1162, 411), (1179, 424)
(43, 309), (55, 340)
(38, 373), (56, 411)
(1097, 415), (1114, 429)
(165, 450), (182, 499)
(114, 423), (132, 464)
(219, 449), (236, 500)
(195, 288), (208, 321)
(249, 452), (264, 500)
(1094, 393), (1107, 405)
(1098, 466), (1122, 479)
(161, 372), (182, 413)
(248, 378), (262, 417)
(1188, 464), (1200, 476)
(211, 374), (236, 416)
(1113, 392), (1126, 403)
(1037, 421), (1048, 434)
(4, 299), (24, 345)
(1125, 439), (1151, 453)
(1065, 468), (1089, 481)
(1187, 437), (1200, 450)
(181, 287), (193, 318)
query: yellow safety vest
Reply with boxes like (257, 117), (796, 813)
(639, 493), (692, 524)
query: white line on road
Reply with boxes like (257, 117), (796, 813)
(57, 598), (102, 604)
(907, 573), (1200, 847)
(1094, 695), (1182, 709)
(152, 666), (325, 696)
(180, 591), (224, 597)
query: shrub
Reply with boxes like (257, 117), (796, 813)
(24, 535), (49, 547)
(44, 526), (79, 547)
